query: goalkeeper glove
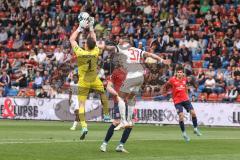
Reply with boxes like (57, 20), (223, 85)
(77, 25), (83, 32)
(88, 17), (95, 31)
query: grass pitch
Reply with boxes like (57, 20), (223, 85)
(0, 120), (240, 160)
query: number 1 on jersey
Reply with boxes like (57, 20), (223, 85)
(87, 59), (92, 71)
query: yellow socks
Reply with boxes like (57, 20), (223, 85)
(79, 107), (87, 128)
(100, 93), (109, 115)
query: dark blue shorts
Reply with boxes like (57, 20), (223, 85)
(113, 103), (120, 119)
(174, 100), (194, 114)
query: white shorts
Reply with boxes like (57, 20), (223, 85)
(120, 75), (144, 94)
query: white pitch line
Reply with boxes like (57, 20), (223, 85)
(1, 137), (240, 144)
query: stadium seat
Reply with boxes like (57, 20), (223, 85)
(8, 59), (15, 66)
(203, 61), (209, 68)
(0, 53), (7, 58)
(192, 54), (201, 61)
(7, 89), (19, 96)
(173, 32), (183, 39)
(237, 6), (240, 13)
(207, 93), (218, 102)
(192, 61), (203, 68)
(196, 18), (204, 24)
(217, 93), (226, 102)
(0, 12), (6, 18)
(198, 93), (207, 102)
(26, 89), (36, 97)
(141, 96), (153, 101)
(28, 82), (33, 88)
(15, 52), (23, 59)
(190, 24), (200, 31)
(8, 52), (14, 58)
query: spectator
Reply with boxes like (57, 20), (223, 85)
(0, 54), (11, 73)
(187, 76), (198, 102)
(224, 66), (234, 86)
(214, 77), (226, 94)
(20, 0), (31, 9)
(230, 48), (240, 65)
(223, 85), (238, 102)
(200, 1), (210, 14)
(12, 34), (23, 51)
(209, 51), (222, 69)
(179, 45), (192, 64)
(234, 38), (240, 50)
(51, 47), (65, 65)
(11, 59), (23, 73)
(188, 37), (199, 55)
(0, 0), (240, 100)
(33, 71), (43, 89)
(202, 75), (216, 95)
(0, 70), (11, 96)
(197, 68), (206, 86)
(205, 66), (215, 78)
(37, 49), (47, 64)
(234, 75), (240, 93)
(37, 88), (49, 98)
(28, 49), (38, 61)
(11, 71), (27, 89)
(184, 62), (193, 76)
(0, 29), (8, 44)
(42, 70), (50, 82)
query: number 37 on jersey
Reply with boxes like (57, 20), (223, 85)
(127, 47), (145, 63)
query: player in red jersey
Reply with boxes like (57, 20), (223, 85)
(161, 65), (202, 142)
(100, 65), (132, 152)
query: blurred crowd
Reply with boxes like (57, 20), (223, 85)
(0, 0), (240, 102)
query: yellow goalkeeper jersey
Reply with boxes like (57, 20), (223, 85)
(73, 45), (100, 82)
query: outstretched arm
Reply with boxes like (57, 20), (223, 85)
(161, 81), (172, 95)
(69, 26), (82, 49)
(192, 79), (199, 90)
(88, 17), (96, 42)
(144, 52), (170, 65)
(97, 43), (116, 51)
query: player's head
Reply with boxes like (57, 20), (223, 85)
(85, 36), (96, 50)
(176, 65), (184, 78)
(118, 36), (130, 46)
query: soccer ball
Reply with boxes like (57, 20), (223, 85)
(78, 12), (90, 28)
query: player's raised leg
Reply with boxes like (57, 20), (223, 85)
(126, 94), (136, 126)
(114, 92), (128, 131)
(92, 77), (110, 121)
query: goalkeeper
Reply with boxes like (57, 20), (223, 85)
(69, 14), (110, 140)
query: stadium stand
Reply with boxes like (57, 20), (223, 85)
(0, 0), (240, 102)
